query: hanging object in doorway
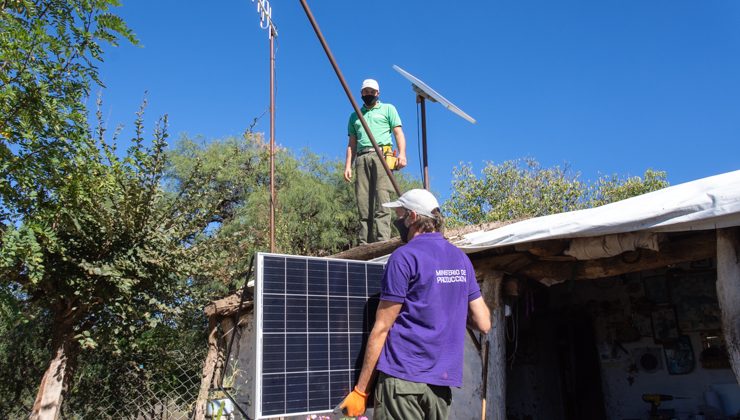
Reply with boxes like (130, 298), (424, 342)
(664, 335), (695, 375)
(651, 305), (679, 344)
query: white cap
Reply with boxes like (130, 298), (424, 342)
(361, 79), (379, 91)
(383, 189), (440, 218)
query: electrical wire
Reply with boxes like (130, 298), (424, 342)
(244, 33), (277, 135)
(416, 102), (423, 182)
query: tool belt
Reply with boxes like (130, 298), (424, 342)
(357, 145), (399, 171)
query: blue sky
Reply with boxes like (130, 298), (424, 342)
(96, 0), (740, 201)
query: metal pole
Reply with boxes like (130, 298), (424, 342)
(298, 0), (402, 197)
(418, 95), (430, 190)
(269, 29), (276, 253)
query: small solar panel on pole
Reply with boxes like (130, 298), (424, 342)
(393, 65), (477, 190)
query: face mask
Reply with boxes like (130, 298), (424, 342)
(362, 95), (378, 107)
(393, 215), (411, 243)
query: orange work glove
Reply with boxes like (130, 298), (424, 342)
(339, 386), (368, 416)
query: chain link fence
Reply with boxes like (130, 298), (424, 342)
(2, 350), (205, 420)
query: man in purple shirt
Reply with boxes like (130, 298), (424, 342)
(340, 189), (491, 419)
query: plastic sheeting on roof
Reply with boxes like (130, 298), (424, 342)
(455, 170), (740, 253)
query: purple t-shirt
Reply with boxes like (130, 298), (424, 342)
(376, 232), (481, 387)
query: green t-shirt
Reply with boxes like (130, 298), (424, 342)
(347, 101), (402, 149)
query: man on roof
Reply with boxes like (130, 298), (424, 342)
(340, 189), (492, 419)
(344, 78), (407, 245)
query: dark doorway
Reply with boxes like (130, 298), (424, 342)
(555, 308), (608, 420)
(506, 287), (608, 420)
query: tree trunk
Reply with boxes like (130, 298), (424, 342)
(717, 228), (740, 382)
(194, 315), (220, 420)
(215, 317), (236, 386)
(30, 311), (78, 420)
(194, 315), (239, 420)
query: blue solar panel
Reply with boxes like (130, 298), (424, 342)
(254, 253), (385, 419)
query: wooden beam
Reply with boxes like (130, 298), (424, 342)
(205, 293), (253, 318)
(330, 221), (514, 261)
(514, 239), (569, 257)
(473, 253), (536, 276)
(576, 231), (715, 279)
(480, 272), (506, 420)
(511, 231), (716, 283)
(717, 228), (740, 382)
(331, 238), (402, 261)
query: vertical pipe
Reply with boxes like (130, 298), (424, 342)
(269, 30), (276, 253)
(419, 95), (430, 190)
(298, 0), (402, 197)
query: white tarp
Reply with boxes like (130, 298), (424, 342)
(456, 170), (740, 253)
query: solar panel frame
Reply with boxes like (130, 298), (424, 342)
(392, 64), (477, 124)
(254, 252), (385, 419)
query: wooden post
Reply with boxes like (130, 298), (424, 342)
(215, 317), (236, 386)
(194, 315), (220, 420)
(479, 271), (506, 420)
(717, 228), (740, 382)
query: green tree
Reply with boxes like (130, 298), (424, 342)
(170, 135), (359, 289)
(1, 0), (137, 224)
(166, 135), (423, 290)
(1, 2), (139, 417)
(446, 158), (668, 226)
(0, 102), (240, 418)
(446, 158), (586, 224)
(587, 169), (669, 207)
(1, 0), (136, 141)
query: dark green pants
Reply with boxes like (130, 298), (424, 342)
(355, 152), (392, 244)
(373, 372), (452, 420)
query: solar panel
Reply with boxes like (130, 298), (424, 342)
(392, 64), (477, 124)
(253, 252), (385, 419)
